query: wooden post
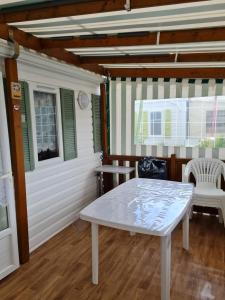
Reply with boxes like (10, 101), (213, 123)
(100, 82), (108, 156)
(170, 154), (177, 181)
(4, 58), (29, 264)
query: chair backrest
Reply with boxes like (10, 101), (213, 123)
(186, 158), (224, 188)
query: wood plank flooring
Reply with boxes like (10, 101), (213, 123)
(0, 215), (224, 300)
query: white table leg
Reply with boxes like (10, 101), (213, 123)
(160, 234), (171, 300)
(91, 223), (99, 284)
(182, 210), (189, 251)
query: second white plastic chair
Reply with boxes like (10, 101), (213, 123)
(183, 158), (225, 225)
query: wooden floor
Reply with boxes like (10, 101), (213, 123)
(0, 215), (224, 300)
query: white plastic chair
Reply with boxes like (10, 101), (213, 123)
(183, 158), (225, 225)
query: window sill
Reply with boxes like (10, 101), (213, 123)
(35, 157), (64, 170)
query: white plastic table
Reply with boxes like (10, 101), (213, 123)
(80, 178), (193, 300)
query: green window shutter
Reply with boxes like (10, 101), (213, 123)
(92, 94), (102, 153)
(60, 88), (77, 160)
(20, 81), (34, 171)
(165, 109), (172, 137)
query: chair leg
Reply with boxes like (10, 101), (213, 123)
(218, 208), (223, 224)
(189, 206), (193, 219)
(220, 202), (225, 227)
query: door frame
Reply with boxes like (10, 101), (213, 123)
(0, 71), (19, 279)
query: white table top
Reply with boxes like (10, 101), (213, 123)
(95, 165), (135, 174)
(80, 178), (193, 236)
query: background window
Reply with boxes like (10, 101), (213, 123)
(206, 110), (225, 134)
(34, 91), (59, 161)
(150, 111), (162, 136)
(135, 96), (225, 148)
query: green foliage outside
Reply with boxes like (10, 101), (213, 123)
(142, 111), (148, 143)
(135, 110), (148, 144)
(199, 136), (225, 148)
(164, 109), (172, 137)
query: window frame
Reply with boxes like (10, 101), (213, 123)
(150, 111), (163, 137)
(206, 109), (225, 135)
(28, 82), (64, 168)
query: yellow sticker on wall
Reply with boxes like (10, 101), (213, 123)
(11, 82), (21, 100)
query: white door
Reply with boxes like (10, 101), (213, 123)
(0, 71), (19, 279)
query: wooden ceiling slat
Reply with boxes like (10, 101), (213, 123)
(160, 27), (225, 44)
(106, 68), (225, 78)
(0, 0), (206, 23)
(42, 33), (157, 49)
(41, 27), (225, 49)
(80, 53), (225, 65)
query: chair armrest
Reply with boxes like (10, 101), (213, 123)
(222, 163), (225, 182)
(182, 162), (192, 183)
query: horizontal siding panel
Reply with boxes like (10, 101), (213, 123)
(27, 173), (96, 203)
(29, 193), (95, 238)
(28, 184), (96, 227)
(27, 171), (96, 204)
(25, 154), (98, 183)
(28, 178), (96, 217)
(26, 163), (97, 195)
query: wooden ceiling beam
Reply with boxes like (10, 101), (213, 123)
(106, 68), (225, 78)
(0, 0), (205, 23)
(80, 53), (225, 65)
(42, 27), (225, 49)
(41, 48), (81, 66)
(0, 25), (105, 75)
(0, 24), (41, 50)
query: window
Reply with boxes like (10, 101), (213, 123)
(150, 112), (162, 136)
(34, 91), (59, 161)
(135, 96), (225, 148)
(21, 82), (77, 171)
(206, 110), (225, 135)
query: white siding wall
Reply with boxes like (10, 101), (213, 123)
(14, 49), (103, 252)
(25, 102), (100, 252)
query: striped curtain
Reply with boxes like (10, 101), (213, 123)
(109, 77), (225, 159)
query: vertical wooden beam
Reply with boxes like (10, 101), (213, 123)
(102, 157), (113, 193)
(100, 82), (108, 156)
(4, 58), (29, 264)
(170, 154), (177, 181)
